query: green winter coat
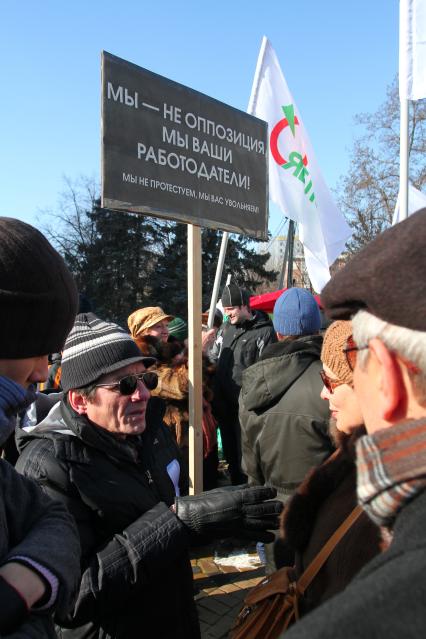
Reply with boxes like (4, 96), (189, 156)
(239, 335), (333, 503)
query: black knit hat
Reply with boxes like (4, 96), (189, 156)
(61, 313), (156, 391)
(221, 284), (251, 308)
(321, 208), (426, 330)
(0, 217), (78, 358)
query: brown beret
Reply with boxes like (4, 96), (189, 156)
(321, 208), (426, 330)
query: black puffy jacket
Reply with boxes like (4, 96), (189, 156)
(211, 311), (276, 420)
(15, 398), (200, 639)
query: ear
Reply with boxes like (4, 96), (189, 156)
(68, 389), (89, 415)
(368, 338), (407, 421)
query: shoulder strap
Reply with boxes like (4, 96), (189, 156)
(297, 504), (363, 594)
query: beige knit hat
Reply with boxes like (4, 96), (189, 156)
(321, 320), (353, 385)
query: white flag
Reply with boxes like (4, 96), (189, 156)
(393, 182), (426, 224)
(400, 0), (426, 100)
(248, 37), (351, 293)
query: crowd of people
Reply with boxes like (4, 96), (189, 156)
(0, 208), (425, 638)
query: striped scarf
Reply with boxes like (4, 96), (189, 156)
(356, 418), (426, 527)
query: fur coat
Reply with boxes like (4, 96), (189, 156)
(280, 426), (384, 615)
(134, 336), (217, 478)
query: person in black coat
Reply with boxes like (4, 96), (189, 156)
(0, 217), (81, 637)
(211, 283), (277, 484)
(16, 313), (283, 639)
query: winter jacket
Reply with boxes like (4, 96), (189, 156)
(239, 336), (333, 502)
(211, 311), (276, 419)
(281, 485), (426, 639)
(280, 426), (382, 615)
(15, 397), (200, 639)
(0, 458), (80, 638)
(133, 335), (218, 490)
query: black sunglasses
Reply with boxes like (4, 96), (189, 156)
(95, 372), (158, 395)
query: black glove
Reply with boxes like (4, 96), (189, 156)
(0, 575), (29, 634)
(175, 485), (283, 543)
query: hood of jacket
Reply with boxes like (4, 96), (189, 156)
(240, 309), (273, 330)
(240, 334), (323, 412)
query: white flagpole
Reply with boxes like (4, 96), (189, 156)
(399, 99), (410, 221)
(207, 231), (229, 328)
(247, 36), (268, 115)
(399, 0), (410, 221)
(207, 36), (269, 328)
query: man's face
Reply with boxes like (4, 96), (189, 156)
(82, 362), (151, 437)
(0, 355), (49, 388)
(223, 305), (250, 325)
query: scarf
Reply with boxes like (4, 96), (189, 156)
(356, 418), (426, 527)
(0, 376), (37, 446)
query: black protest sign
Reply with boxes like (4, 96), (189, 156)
(101, 52), (268, 239)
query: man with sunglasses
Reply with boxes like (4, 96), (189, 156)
(16, 312), (282, 639)
(276, 209), (426, 639)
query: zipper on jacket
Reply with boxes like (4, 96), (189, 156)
(145, 469), (154, 484)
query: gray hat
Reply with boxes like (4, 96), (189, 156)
(321, 208), (426, 330)
(61, 313), (156, 391)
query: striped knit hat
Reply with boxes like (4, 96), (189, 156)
(168, 317), (188, 342)
(61, 313), (156, 391)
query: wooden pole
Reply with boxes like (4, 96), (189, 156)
(187, 224), (203, 494)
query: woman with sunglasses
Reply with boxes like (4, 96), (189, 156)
(277, 320), (383, 617)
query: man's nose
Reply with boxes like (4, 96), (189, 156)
(32, 355), (49, 383)
(132, 379), (151, 400)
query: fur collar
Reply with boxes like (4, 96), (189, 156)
(281, 425), (366, 551)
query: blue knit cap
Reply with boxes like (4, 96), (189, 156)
(273, 288), (321, 336)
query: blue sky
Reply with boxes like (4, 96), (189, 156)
(1, 1), (398, 234)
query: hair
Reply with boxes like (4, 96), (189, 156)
(72, 382), (98, 400)
(352, 309), (426, 404)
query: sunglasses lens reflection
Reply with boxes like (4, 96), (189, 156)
(320, 371), (332, 393)
(117, 373), (159, 395)
(142, 372), (158, 390)
(119, 376), (138, 395)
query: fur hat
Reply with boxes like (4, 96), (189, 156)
(0, 217), (78, 358)
(321, 320), (353, 385)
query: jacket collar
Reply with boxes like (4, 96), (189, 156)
(59, 397), (143, 464)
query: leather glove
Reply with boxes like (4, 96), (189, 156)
(175, 485), (283, 543)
